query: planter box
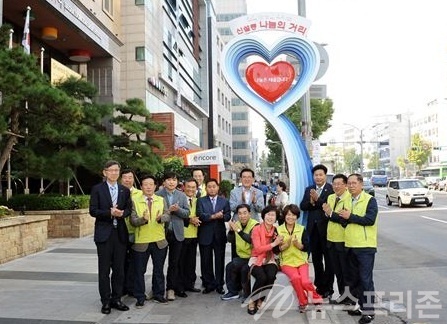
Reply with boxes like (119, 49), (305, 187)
(28, 209), (93, 238)
(0, 215), (50, 264)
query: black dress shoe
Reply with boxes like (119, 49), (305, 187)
(175, 291), (188, 298)
(101, 303), (111, 314)
(110, 300), (129, 311)
(202, 287), (214, 294)
(186, 287), (201, 293)
(348, 309), (363, 316)
(216, 287), (225, 295)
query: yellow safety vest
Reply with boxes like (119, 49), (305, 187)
(277, 223), (308, 267)
(125, 188), (143, 235)
(133, 194), (166, 243)
(345, 191), (378, 248)
(235, 218), (258, 258)
(184, 197), (198, 239)
(327, 190), (352, 243)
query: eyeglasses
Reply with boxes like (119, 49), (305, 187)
(105, 168), (120, 173)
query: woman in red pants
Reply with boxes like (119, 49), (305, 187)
(277, 204), (323, 312)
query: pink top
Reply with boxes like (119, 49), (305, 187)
(250, 224), (277, 266)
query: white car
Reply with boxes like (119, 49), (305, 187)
(386, 179), (433, 208)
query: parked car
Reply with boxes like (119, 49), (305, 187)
(363, 179), (375, 196)
(386, 179), (433, 208)
(436, 177), (447, 191)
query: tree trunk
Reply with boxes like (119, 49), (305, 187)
(0, 109), (20, 174)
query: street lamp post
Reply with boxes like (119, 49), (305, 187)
(265, 140), (286, 182)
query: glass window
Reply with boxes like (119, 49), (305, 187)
(103, 0), (114, 16)
(135, 47), (145, 61)
(232, 126), (248, 135)
(135, 0), (144, 4)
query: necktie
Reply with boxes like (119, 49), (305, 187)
(189, 198), (193, 207)
(110, 186), (117, 205)
(334, 197), (341, 210)
(211, 197), (216, 211)
(110, 186), (118, 228)
(196, 187), (201, 198)
(316, 187), (322, 196)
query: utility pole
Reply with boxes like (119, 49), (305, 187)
(298, 0), (312, 153)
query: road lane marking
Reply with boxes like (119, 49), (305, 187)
(420, 216), (447, 224)
(379, 207), (447, 214)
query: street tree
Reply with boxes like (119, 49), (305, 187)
(111, 98), (166, 174)
(265, 98), (334, 166)
(407, 133), (431, 170)
(344, 148), (361, 173)
(0, 26), (83, 185)
(367, 152), (380, 170)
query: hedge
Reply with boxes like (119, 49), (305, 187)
(0, 194), (90, 211)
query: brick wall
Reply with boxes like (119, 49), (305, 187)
(0, 215), (50, 264)
(147, 112), (175, 157)
(29, 209), (94, 238)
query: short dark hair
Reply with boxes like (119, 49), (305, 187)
(239, 168), (255, 178)
(206, 178), (219, 186)
(333, 173), (348, 184)
(163, 172), (177, 181)
(277, 181), (287, 191)
(103, 160), (120, 170)
(184, 178), (198, 186)
(312, 164), (328, 174)
(140, 174), (156, 184)
(282, 204), (300, 218)
(261, 205), (280, 220)
(235, 203), (251, 214)
(120, 168), (135, 177)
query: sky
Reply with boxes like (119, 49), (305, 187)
(244, 0), (447, 145)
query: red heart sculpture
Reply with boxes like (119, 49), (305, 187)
(245, 61), (295, 103)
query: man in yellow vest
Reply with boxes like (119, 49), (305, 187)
(130, 175), (170, 308)
(221, 204), (259, 301)
(178, 178), (202, 293)
(322, 174), (353, 305)
(338, 173), (378, 324)
(120, 169), (142, 298)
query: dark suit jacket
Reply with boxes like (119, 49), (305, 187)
(156, 188), (190, 241)
(89, 181), (132, 244)
(300, 183), (334, 238)
(197, 195), (231, 246)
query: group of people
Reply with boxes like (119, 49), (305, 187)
(300, 165), (378, 324)
(89, 161), (378, 324)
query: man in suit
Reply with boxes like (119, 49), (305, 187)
(229, 168), (264, 222)
(197, 179), (231, 295)
(89, 160), (133, 314)
(156, 172), (190, 301)
(300, 164), (335, 299)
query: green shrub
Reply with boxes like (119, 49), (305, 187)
(0, 194), (90, 211)
(219, 180), (234, 198)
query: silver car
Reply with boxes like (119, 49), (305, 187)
(386, 179), (433, 208)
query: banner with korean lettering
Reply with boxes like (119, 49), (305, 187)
(229, 12), (311, 37)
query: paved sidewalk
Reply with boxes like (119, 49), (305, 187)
(0, 236), (406, 324)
